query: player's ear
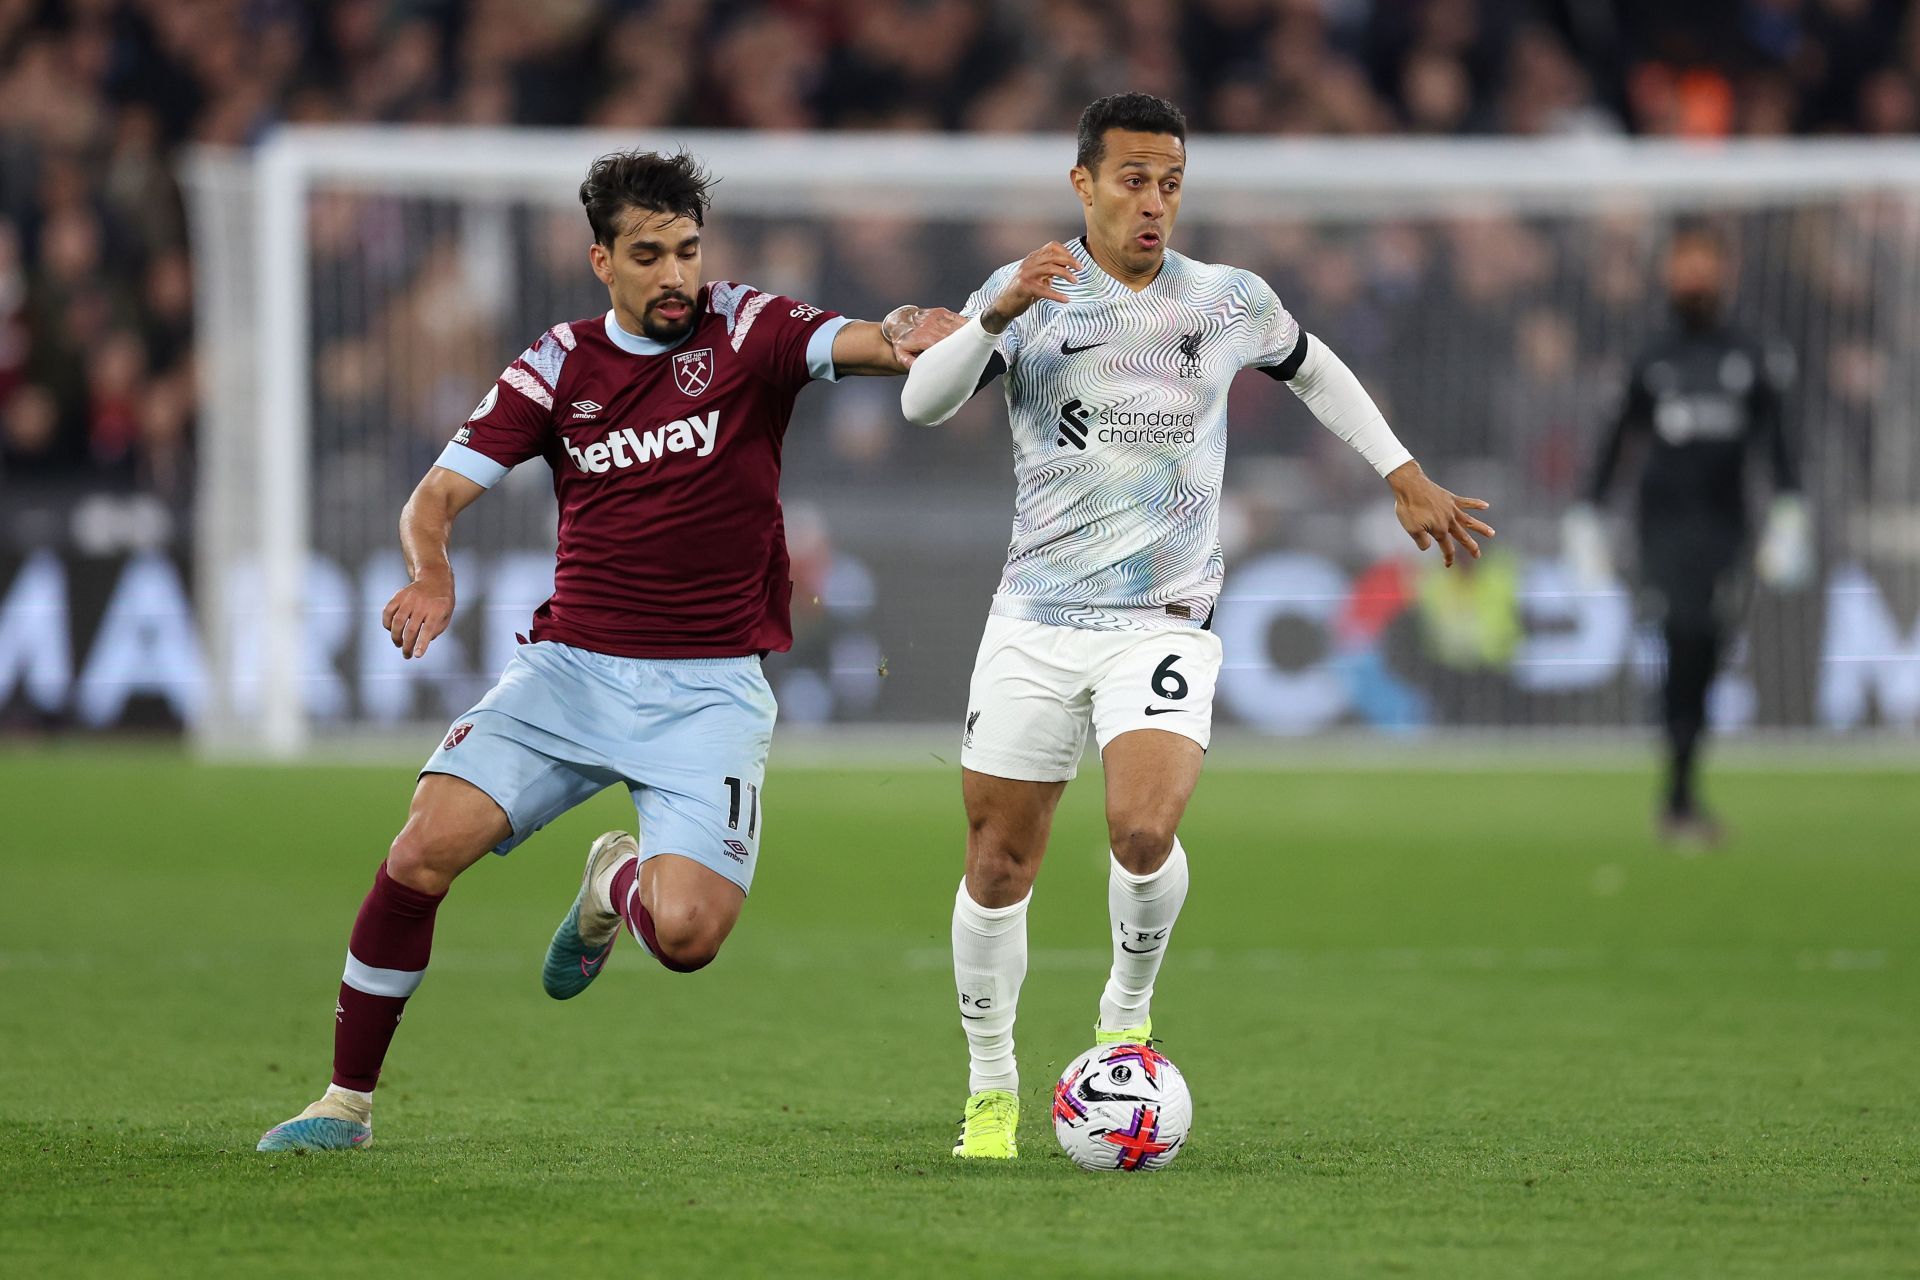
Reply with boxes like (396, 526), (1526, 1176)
(1070, 165), (1094, 208)
(588, 241), (613, 286)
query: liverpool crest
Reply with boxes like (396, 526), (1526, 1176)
(1177, 329), (1204, 378)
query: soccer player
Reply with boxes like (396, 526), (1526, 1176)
(900, 93), (1494, 1158)
(258, 150), (959, 1152)
(1564, 220), (1806, 848)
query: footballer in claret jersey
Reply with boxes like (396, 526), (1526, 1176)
(258, 149), (961, 1153)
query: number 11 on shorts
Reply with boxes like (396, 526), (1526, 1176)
(724, 776), (759, 837)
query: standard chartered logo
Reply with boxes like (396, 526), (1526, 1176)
(1055, 398), (1197, 450)
(1057, 399), (1095, 449)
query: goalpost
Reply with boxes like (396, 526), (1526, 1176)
(184, 129), (1920, 759)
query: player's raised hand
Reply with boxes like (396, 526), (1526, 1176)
(983, 242), (1081, 333)
(383, 570), (455, 659)
(1386, 461), (1495, 568)
(882, 305), (966, 366)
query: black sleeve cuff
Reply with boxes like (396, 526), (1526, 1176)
(972, 351), (1007, 395)
(1258, 331), (1311, 381)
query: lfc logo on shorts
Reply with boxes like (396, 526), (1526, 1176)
(673, 348), (714, 398)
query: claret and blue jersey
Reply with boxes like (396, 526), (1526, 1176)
(435, 281), (848, 658)
(419, 280), (848, 887)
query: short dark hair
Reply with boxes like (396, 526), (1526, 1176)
(1669, 216), (1726, 253)
(579, 149), (714, 246)
(1075, 93), (1187, 172)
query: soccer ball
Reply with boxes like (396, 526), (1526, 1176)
(1051, 1042), (1192, 1172)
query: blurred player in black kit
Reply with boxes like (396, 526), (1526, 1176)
(1564, 220), (1810, 847)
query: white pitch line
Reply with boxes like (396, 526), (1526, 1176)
(0, 946), (1891, 976)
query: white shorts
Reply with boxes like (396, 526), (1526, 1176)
(959, 614), (1223, 783)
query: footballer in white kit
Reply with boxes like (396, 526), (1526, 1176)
(902, 93), (1496, 1160)
(950, 232), (1306, 781)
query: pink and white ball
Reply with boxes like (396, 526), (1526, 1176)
(1051, 1042), (1192, 1172)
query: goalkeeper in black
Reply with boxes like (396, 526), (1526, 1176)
(1564, 220), (1809, 847)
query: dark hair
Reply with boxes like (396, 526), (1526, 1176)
(1669, 216), (1726, 253)
(1076, 93), (1187, 172)
(579, 149), (714, 246)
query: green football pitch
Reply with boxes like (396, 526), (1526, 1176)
(2, 749), (1915, 1278)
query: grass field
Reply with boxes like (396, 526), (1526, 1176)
(2, 748), (1916, 1278)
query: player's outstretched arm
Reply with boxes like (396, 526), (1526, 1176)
(383, 465), (486, 660)
(902, 242), (1080, 426)
(1279, 332), (1494, 568)
(829, 306), (966, 377)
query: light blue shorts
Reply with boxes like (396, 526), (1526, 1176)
(421, 641), (776, 893)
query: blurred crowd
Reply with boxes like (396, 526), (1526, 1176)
(5, 0), (1920, 500)
(356, 199), (1886, 539)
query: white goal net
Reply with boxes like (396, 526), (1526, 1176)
(184, 129), (1920, 758)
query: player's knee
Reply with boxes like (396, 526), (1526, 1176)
(647, 901), (728, 972)
(1109, 820), (1177, 874)
(965, 822), (1041, 899)
(386, 818), (480, 894)
(967, 812), (1042, 868)
(966, 862), (1030, 908)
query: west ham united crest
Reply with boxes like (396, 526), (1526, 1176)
(673, 347), (714, 397)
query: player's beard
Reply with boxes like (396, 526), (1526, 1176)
(640, 292), (697, 342)
(1671, 289), (1720, 331)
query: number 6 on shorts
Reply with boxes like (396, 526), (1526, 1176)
(1152, 654), (1189, 701)
(1089, 630), (1223, 751)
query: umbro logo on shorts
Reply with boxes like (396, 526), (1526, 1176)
(722, 839), (750, 862)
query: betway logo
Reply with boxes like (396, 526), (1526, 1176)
(564, 411), (718, 474)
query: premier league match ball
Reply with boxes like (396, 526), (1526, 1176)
(1051, 1042), (1192, 1172)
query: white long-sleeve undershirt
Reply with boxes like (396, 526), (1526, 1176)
(900, 313), (1000, 426)
(1283, 335), (1413, 477)
(898, 316), (1414, 478)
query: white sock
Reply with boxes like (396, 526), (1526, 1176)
(952, 879), (1029, 1094)
(1098, 838), (1190, 1033)
(323, 1083), (373, 1117)
(591, 851), (637, 917)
